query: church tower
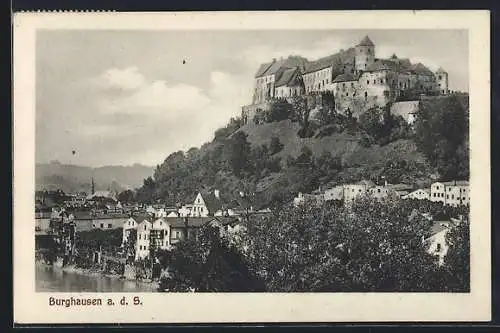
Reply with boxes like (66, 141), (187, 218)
(91, 176), (95, 195)
(355, 35), (375, 72)
(435, 67), (449, 95)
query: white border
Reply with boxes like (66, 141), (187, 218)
(13, 10), (491, 324)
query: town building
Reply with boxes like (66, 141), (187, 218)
(402, 189), (431, 201)
(430, 180), (469, 206)
(343, 180), (375, 203)
(424, 221), (453, 265)
(323, 185), (344, 202)
(242, 35), (448, 123)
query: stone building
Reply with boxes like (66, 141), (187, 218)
(242, 35), (449, 122)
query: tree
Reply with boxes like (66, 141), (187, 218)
(269, 136), (284, 155)
(158, 225), (265, 292)
(117, 189), (135, 203)
(443, 218), (470, 291)
(242, 197), (442, 292)
(413, 95), (469, 180)
(227, 131), (252, 178)
(266, 100), (292, 122)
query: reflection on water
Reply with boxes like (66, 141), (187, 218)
(36, 264), (158, 292)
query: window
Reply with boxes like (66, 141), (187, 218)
(436, 243), (441, 252)
(373, 80), (376, 84)
(451, 195), (454, 199)
(351, 82), (354, 87)
(364, 91), (368, 99)
(346, 93), (349, 97)
(343, 83), (346, 88)
(378, 188), (381, 193)
(108, 223), (112, 228)
(367, 80), (369, 85)
(433, 193), (436, 197)
(139, 234), (141, 240)
(144, 225), (146, 230)
(100, 223), (104, 228)
(438, 75), (442, 80)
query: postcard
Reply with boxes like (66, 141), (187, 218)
(13, 10), (491, 324)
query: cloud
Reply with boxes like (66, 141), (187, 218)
(100, 67), (146, 90)
(95, 68), (212, 118)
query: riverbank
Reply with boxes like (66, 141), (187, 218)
(35, 260), (160, 290)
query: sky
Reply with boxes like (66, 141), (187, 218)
(36, 29), (468, 167)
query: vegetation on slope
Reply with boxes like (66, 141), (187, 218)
(133, 94), (469, 208)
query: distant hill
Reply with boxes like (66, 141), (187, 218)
(35, 162), (154, 193)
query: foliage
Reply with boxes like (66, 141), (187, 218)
(266, 100), (293, 123)
(413, 95), (469, 180)
(443, 218), (470, 291)
(158, 225), (265, 292)
(117, 189), (135, 203)
(227, 131), (252, 177)
(214, 117), (242, 141)
(242, 197), (445, 292)
(269, 136), (284, 155)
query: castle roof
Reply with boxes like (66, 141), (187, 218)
(332, 72), (359, 83)
(275, 67), (302, 87)
(410, 63), (434, 76)
(436, 67), (447, 74)
(303, 48), (355, 74)
(357, 36), (374, 47)
(365, 59), (399, 72)
(255, 56), (308, 78)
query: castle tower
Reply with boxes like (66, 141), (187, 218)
(435, 67), (449, 95)
(355, 36), (375, 72)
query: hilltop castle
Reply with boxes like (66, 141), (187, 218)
(242, 36), (449, 124)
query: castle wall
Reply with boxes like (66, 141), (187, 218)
(241, 102), (272, 125)
(303, 67), (335, 93)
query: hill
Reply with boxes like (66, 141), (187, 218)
(136, 94), (468, 208)
(36, 161), (154, 193)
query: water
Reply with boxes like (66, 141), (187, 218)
(36, 264), (158, 292)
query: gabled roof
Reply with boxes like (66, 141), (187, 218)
(167, 216), (215, 228)
(332, 72), (359, 83)
(255, 62), (273, 78)
(274, 67), (301, 87)
(131, 214), (152, 224)
(410, 63), (434, 76)
(303, 48), (355, 74)
(443, 180), (469, 187)
(429, 221), (451, 237)
(198, 191), (224, 214)
(357, 36), (374, 47)
(255, 56), (308, 78)
(365, 59), (399, 72)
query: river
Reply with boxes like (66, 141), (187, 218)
(36, 264), (158, 292)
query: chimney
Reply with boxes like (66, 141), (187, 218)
(272, 58), (276, 62)
(214, 189), (220, 200)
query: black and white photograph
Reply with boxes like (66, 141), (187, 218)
(14, 11), (490, 323)
(34, 28), (472, 294)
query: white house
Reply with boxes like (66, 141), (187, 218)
(402, 188), (430, 200)
(135, 219), (152, 260)
(324, 185), (344, 201)
(430, 182), (446, 204)
(425, 221), (452, 265)
(151, 218), (171, 250)
(368, 185), (389, 200)
(122, 217), (137, 246)
(444, 181), (469, 207)
(343, 180), (375, 203)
